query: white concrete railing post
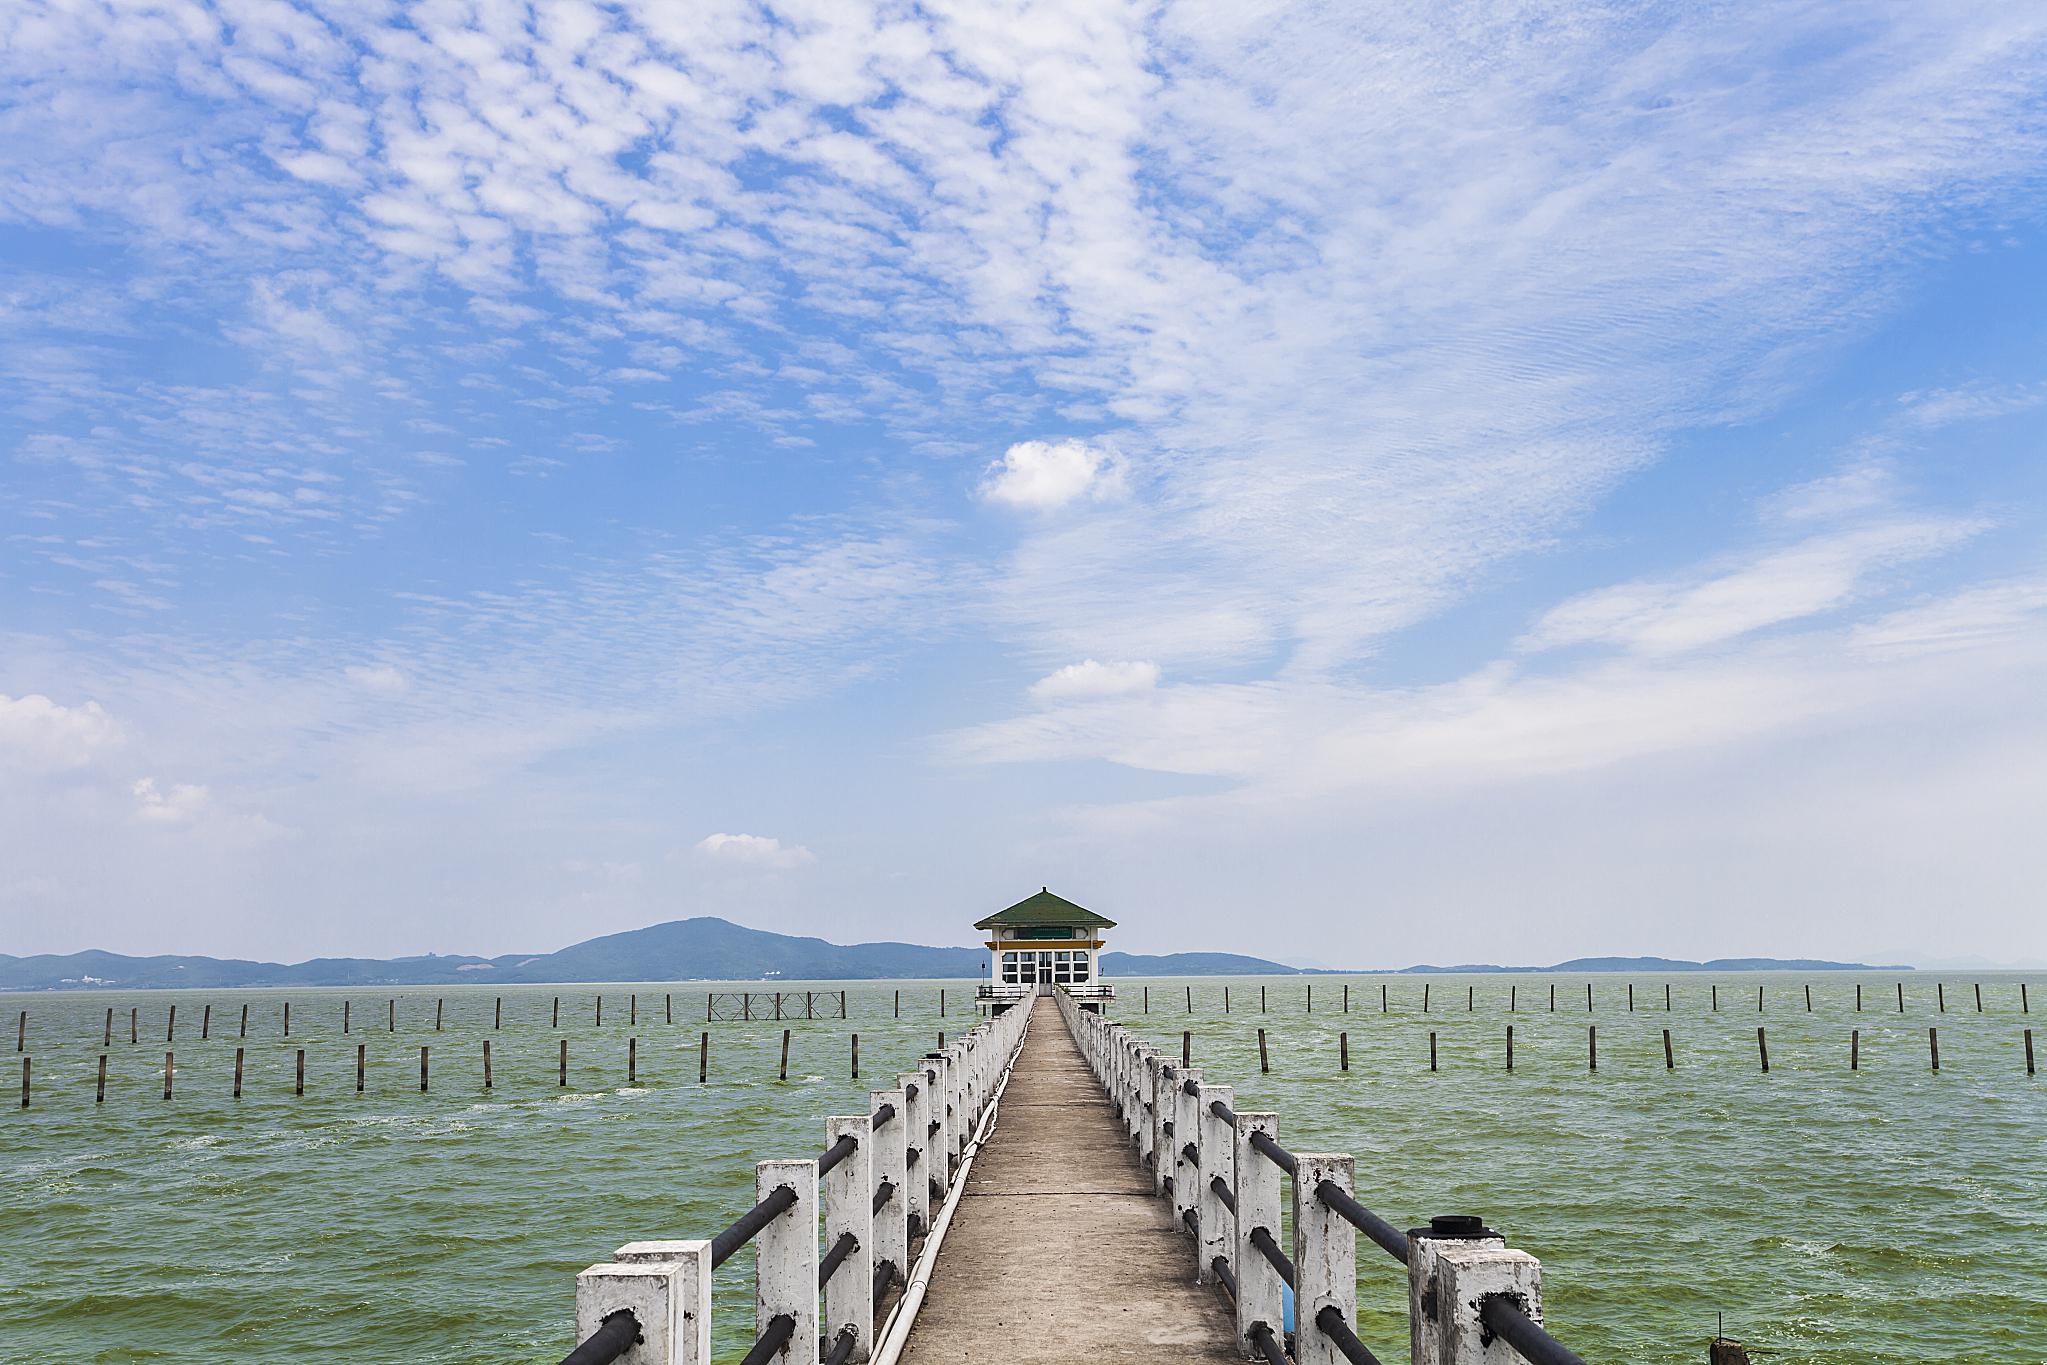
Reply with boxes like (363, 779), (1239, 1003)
(870, 1086), (908, 1298)
(1233, 1110), (1285, 1356)
(822, 1116), (874, 1362)
(576, 1258), (688, 1365)
(1408, 1220), (1544, 1365)
(939, 1047), (963, 1177)
(1292, 1154), (1358, 1365)
(1195, 1083), (1234, 1285)
(1143, 1053), (1167, 1193)
(923, 1057), (949, 1202)
(611, 1241), (713, 1365)
(1170, 1066), (1204, 1232)
(897, 1070), (930, 1237)
(753, 1158), (818, 1361)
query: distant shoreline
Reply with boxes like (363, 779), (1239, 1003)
(0, 915), (1932, 991)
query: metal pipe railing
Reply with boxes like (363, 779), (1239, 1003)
(710, 1184), (798, 1268)
(1481, 1294), (1590, 1365)
(557, 1309), (639, 1365)
(1317, 1304), (1386, 1365)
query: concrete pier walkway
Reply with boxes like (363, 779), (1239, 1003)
(896, 997), (1241, 1364)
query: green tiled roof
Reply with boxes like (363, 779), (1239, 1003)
(975, 888), (1116, 931)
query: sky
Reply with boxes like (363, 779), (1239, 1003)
(3, 1), (2046, 969)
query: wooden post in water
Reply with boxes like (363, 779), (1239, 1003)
(2022, 983), (2030, 1013)
(1588, 1025), (1597, 1072)
(1712, 985), (1718, 1011)
(1506, 1025), (1514, 1072)
(1383, 983), (1389, 1013)
(342, 1001), (349, 1034)
(893, 990), (900, 1018)
(97, 1053), (107, 1103)
(1757, 985), (1763, 1012)
(596, 995), (603, 1027)
(560, 1039), (569, 1087)
(419, 1046), (429, 1091)
(1467, 985), (1473, 1012)
(1897, 981), (1905, 1013)
(554, 996), (561, 1028)
(240, 1003), (249, 1038)
(1225, 986), (1231, 1014)
(1665, 983), (1671, 1011)
(1307, 984), (1312, 1012)
(1182, 1031), (1191, 1066)
(1710, 1336), (1754, 1365)
(1805, 984), (1812, 1012)
(497, 997), (504, 1029)
(166, 1005), (176, 1042)
(627, 1038), (636, 1086)
(1628, 984), (1634, 1012)
(356, 1043), (366, 1092)
(1260, 985), (1266, 1012)
(1757, 1028), (1769, 1073)
(163, 1050), (174, 1100)
(1511, 985), (1517, 1011)
(1938, 983), (1945, 1014)
(15, 1008), (23, 1052)
(1188, 985), (1194, 1014)
(1257, 1027), (1269, 1073)
(1587, 982), (1593, 1012)
(939, 989), (945, 1018)
(131, 1007), (138, 1044)
(1851, 1029), (1860, 1071)
(851, 1034), (859, 1079)
(1929, 1027), (1940, 1072)
(19, 1056), (28, 1109)
(2025, 1029), (2035, 1075)
(295, 1049), (305, 1096)
(1344, 984), (1350, 1012)
(779, 1028), (790, 1081)
(484, 1039), (494, 1089)
(233, 1047), (244, 1097)
(1548, 984), (1554, 1012)
(1975, 983), (1982, 1013)
(1339, 1032), (1349, 1071)
(698, 1031), (708, 1084)
(1430, 1031), (1438, 1072)
(1857, 983), (1863, 1012)
(104, 1007), (112, 1047)
(1423, 983), (1429, 1013)
(388, 999), (394, 1032)
(839, 989), (846, 1017)
(1662, 1029), (1674, 1070)
(630, 994), (637, 1027)
(1143, 986), (1149, 1013)
(283, 1002), (289, 1037)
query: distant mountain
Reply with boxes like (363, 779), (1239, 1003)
(1399, 955), (1910, 973)
(0, 917), (1305, 991)
(0, 921), (1920, 991)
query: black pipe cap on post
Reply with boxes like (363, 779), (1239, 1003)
(1410, 1214), (1497, 1241)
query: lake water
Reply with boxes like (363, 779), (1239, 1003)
(3, 973), (2042, 1363)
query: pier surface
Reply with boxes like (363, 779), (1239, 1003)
(897, 997), (1240, 1364)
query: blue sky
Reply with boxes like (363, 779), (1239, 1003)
(3, 1), (2045, 966)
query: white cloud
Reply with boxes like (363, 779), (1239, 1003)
(344, 664), (408, 694)
(1029, 659), (1160, 702)
(981, 439), (1126, 511)
(0, 693), (119, 773)
(131, 777), (210, 824)
(1520, 520), (1981, 657)
(695, 833), (817, 870)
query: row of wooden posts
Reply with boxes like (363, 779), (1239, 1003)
(1135, 980), (2037, 1015)
(1194, 1024), (2040, 1075)
(13, 1028), (956, 1108)
(23, 1018), (2036, 1107)
(10, 989), (975, 1051)
(13, 980), (2038, 1053)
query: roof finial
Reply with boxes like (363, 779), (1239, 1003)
(1042, 885), (1048, 893)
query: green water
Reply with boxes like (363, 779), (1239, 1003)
(3, 975), (2042, 1363)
